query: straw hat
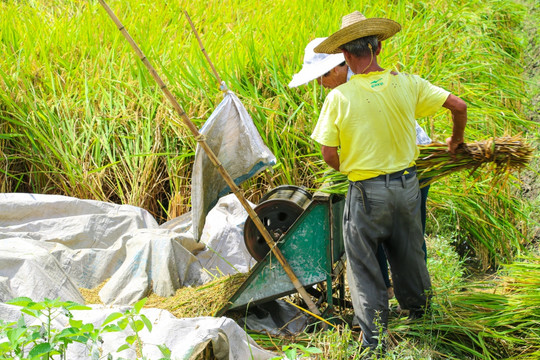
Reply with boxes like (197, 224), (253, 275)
(314, 11), (401, 54)
(288, 38), (346, 88)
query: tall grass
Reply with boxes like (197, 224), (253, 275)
(389, 256), (540, 359)
(250, 237), (539, 359)
(0, 0), (536, 246)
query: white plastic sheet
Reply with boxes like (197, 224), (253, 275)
(0, 193), (158, 290)
(0, 191), (266, 359)
(0, 303), (275, 359)
(195, 193), (257, 277)
(0, 239), (85, 303)
(191, 91), (276, 241)
(98, 229), (205, 305)
(0, 193), (255, 306)
(98, 194), (256, 303)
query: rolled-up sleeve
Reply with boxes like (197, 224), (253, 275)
(414, 76), (450, 118)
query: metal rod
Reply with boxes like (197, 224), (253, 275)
(97, 0), (321, 317)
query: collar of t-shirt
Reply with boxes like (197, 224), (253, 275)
(346, 67), (354, 82)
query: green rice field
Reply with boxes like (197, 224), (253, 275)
(0, 0), (538, 358)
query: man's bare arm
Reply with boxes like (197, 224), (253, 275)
(442, 94), (467, 153)
(321, 146), (340, 171)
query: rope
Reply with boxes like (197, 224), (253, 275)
(194, 134), (206, 142)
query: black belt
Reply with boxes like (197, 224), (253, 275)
(367, 166), (417, 182)
(348, 166), (417, 212)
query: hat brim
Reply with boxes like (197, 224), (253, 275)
(288, 53), (345, 88)
(314, 18), (401, 54)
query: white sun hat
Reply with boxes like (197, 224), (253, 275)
(288, 37), (345, 88)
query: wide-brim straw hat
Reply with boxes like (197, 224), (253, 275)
(288, 37), (346, 88)
(314, 11), (401, 54)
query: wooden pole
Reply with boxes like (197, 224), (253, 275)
(183, 11), (228, 92)
(97, 0), (322, 317)
(184, 10), (276, 191)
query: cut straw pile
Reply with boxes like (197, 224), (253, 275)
(144, 272), (249, 318)
(80, 273), (249, 318)
(318, 136), (534, 194)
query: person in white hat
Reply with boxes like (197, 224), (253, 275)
(309, 11), (467, 351)
(288, 37), (349, 89)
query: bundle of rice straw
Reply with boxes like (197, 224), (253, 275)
(144, 272), (249, 318)
(81, 273), (250, 318)
(318, 136), (534, 195)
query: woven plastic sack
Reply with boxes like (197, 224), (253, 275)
(191, 91), (275, 240)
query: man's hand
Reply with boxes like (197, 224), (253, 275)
(446, 136), (463, 154)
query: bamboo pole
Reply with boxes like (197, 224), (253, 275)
(97, 0), (322, 317)
(183, 11), (228, 92)
(184, 10), (277, 205)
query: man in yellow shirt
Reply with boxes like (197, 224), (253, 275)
(290, 37), (436, 301)
(311, 11), (467, 350)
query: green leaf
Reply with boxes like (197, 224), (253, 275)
(69, 319), (83, 328)
(57, 327), (79, 338)
(28, 342), (52, 357)
(0, 341), (13, 353)
(125, 335), (136, 345)
(30, 329), (42, 341)
(20, 308), (39, 318)
(284, 348), (296, 360)
(26, 302), (46, 311)
(64, 301), (92, 311)
(131, 320), (144, 333)
(117, 318), (129, 330)
(100, 324), (123, 333)
(305, 346), (323, 354)
(102, 312), (123, 326)
(7, 297), (33, 307)
(72, 335), (90, 343)
(81, 323), (95, 332)
(140, 314), (152, 332)
(7, 327), (27, 344)
(117, 344), (130, 352)
(132, 298), (147, 314)
(17, 316), (25, 328)
(157, 344), (171, 357)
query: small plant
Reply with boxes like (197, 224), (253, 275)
(0, 297), (171, 360)
(0, 297), (93, 360)
(104, 297), (170, 360)
(270, 343), (322, 360)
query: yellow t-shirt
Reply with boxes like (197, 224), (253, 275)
(311, 69), (450, 181)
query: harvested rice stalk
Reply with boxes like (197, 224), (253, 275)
(391, 257), (540, 359)
(79, 273), (249, 317)
(317, 136), (534, 195)
(80, 280), (108, 305)
(144, 272), (249, 318)
(417, 135), (534, 181)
